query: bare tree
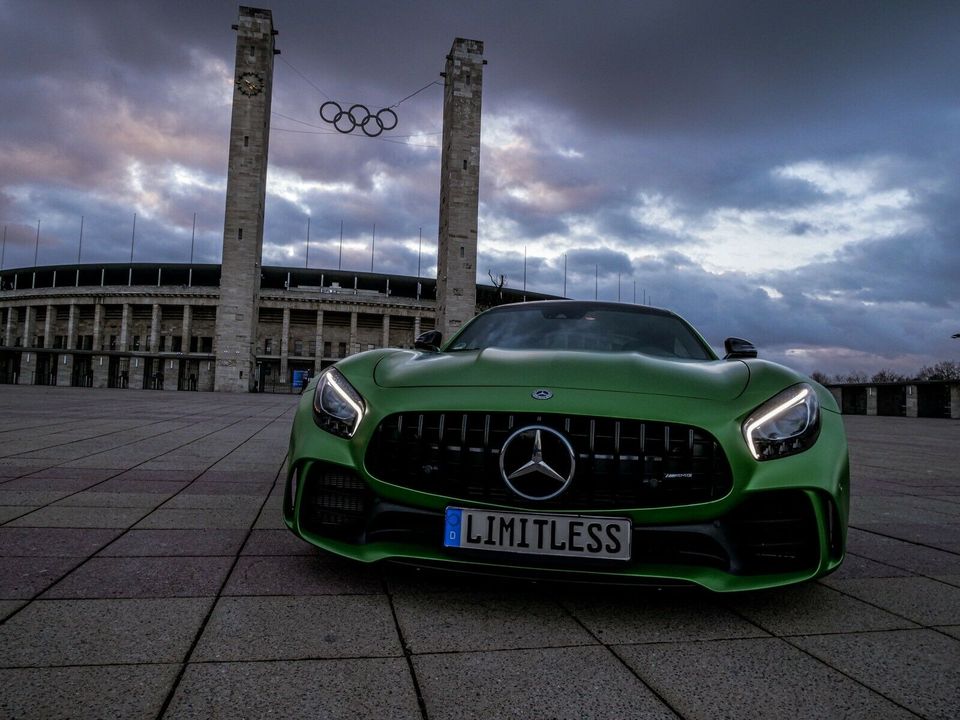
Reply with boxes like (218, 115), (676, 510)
(809, 370), (832, 385)
(871, 369), (907, 383)
(487, 269), (506, 305)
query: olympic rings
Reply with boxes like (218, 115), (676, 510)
(319, 101), (399, 137)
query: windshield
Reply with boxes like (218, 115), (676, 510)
(447, 303), (714, 360)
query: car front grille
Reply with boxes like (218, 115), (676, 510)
(298, 462), (370, 538)
(727, 490), (821, 574)
(365, 412), (733, 509)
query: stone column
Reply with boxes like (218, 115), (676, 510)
(413, 315), (422, 340)
(905, 385), (919, 418)
(314, 310), (324, 372)
(149, 304), (161, 353)
(43, 305), (54, 349)
(866, 386), (878, 416)
(66, 304), (78, 351)
(382, 314), (390, 349)
(280, 307), (290, 383)
(92, 354), (110, 389)
(164, 357), (179, 391)
(92, 303), (105, 352)
(198, 359), (215, 391)
(17, 351), (33, 384)
(56, 352), (73, 386)
(23, 306), (36, 348)
(3, 306), (15, 346)
(181, 304), (193, 354)
(435, 38), (484, 337)
(128, 356), (145, 390)
(119, 303), (130, 351)
(349, 312), (359, 356)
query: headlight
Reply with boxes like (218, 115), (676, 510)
(312, 367), (365, 438)
(742, 383), (820, 460)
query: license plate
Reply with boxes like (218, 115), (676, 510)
(443, 507), (631, 561)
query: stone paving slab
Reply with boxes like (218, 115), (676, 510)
(6, 505), (149, 528)
(0, 597), (212, 666)
(0, 664), (181, 720)
(41, 556), (234, 598)
(0, 389), (957, 719)
(223, 554), (382, 596)
(414, 646), (676, 720)
(0, 506), (29, 523)
(821, 575), (960, 625)
(394, 591), (595, 653)
(97, 528), (249, 557)
(563, 592), (768, 644)
(794, 629), (960, 720)
(164, 658), (422, 720)
(0, 527), (123, 556)
(614, 637), (916, 719)
(192, 595), (403, 662)
(0, 556), (80, 599)
(723, 582), (917, 635)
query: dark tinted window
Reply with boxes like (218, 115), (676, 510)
(448, 303), (713, 360)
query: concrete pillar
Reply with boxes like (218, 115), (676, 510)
(866, 386), (878, 416)
(213, 8), (277, 392)
(382, 314), (390, 349)
(3, 306), (15, 346)
(119, 303), (130, 351)
(43, 305), (54, 349)
(92, 355), (109, 388)
(905, 384), (918, 418)
(66, 304), (78, 351)
(314, 310), (324, 372)
(414, 315), (422, 340)
(198, 359), (215, 392)
(149, 304), (161, 353)
(951, 385), (960, 420)
(164, 357), (179, 391)
(17, 351), (33, 385)
(56, 353), (73, 386)
(23, 306), (36, 348)
(280, 307), (290, 382)
(435, 38), (484, 338)
(349, 312), (359, 356)
(92, 303), (104, 352)
(128, 356), (145, 390)
(181, 304), (192, 354)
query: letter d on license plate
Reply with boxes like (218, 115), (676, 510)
(444, 507), (631, 561)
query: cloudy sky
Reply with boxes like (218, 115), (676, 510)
(1, 0), (957, 376)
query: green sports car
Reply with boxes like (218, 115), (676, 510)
(285, 300), (848, 592)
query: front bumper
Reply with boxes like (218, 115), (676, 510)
(286, 389), (849, 593)
(284, 462), (847, 593)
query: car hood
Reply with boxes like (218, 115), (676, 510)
(373, 348), (749, 401)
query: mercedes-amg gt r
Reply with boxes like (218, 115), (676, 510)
(285, 300), (848, 592)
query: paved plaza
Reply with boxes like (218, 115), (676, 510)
(0, 386), (958, 719)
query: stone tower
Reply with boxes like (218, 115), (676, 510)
(214, 6), (277, 392)
(435, 38), (484, 339)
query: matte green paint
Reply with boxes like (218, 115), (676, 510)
(286, 341), (849, 593)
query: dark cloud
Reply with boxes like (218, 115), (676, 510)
(2, 0), (958, 377)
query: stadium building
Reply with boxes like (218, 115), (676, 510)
(0, 8), (549, 392)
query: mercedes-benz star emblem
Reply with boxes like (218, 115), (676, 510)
(531, 389), (553, 400)
(499, 425), (576, 501)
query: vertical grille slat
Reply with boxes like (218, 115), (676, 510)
(367, 412), (733, 510)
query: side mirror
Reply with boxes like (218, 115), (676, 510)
(414, 330), (443, 352)
(724, 337), (757, 359)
